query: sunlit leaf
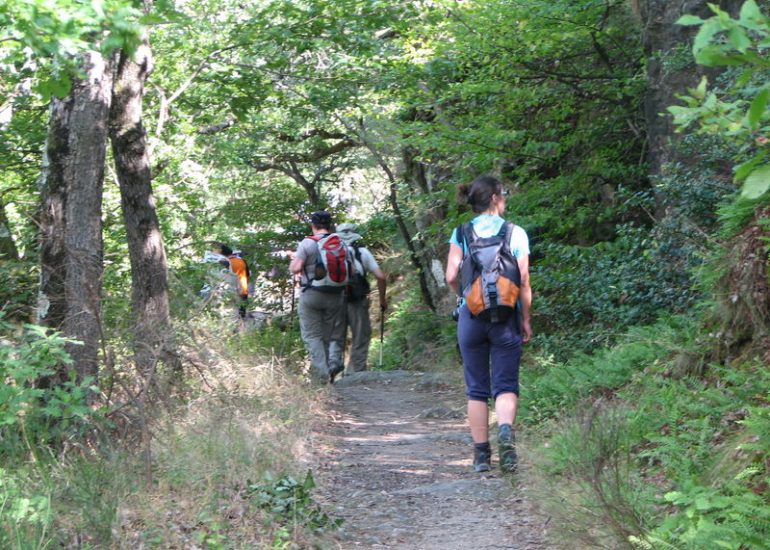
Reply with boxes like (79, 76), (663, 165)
(747, 88), (769, 129)
(695, 45), (746, 66)
(740, 164), (770, 199)
(693, 19), (723, 54)
(735, 154), (767, 182)
(676, 14), (704, 26)
(739, 0), (764, 25)
(728, 26), (751, 52)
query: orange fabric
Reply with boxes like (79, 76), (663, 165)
(497, 276), (520, 307)
(228, 256), (249, 298)
(467, 278), (485, 316)
(467, 277), (519, 316)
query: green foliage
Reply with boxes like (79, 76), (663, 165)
(379, 283), (456, 370)
(540, 404), (655, 547)
(528, 312), (770, 549)
(534, 224), (700, 358)
(0, 468), (51, 550)
(247, 470), (342, 535)
(0, 0), (144, 99)
(521, 317), (696, 426)
(628, 365), (770, 549)
(642, 485), (770, 549)
(0, 259), (36, 322)
(671, 1), (770, 202)
(354, 213), (400, 251)
(232, 320), (305, 369)
(0, 322), (100, 456)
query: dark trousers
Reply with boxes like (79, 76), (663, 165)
(457, 305), (521, 401)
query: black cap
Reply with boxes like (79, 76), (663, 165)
(310, 210), (332, 226)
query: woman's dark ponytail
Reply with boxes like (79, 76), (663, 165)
(456, 183), (472, 208)
(457, 176), (502, 214)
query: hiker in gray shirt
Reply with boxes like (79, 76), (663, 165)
(337, 223), (388, 373)
(289, 211), (347, 384)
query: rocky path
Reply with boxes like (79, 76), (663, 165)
(314, 370), (551, 550)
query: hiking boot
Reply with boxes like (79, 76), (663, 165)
(498, 424), (518, 473)
(329, 365), (344, 384)
(473, 446), (492, 473)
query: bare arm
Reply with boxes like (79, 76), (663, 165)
(371, 268), (388, 310)
(445, 243), (463, 296)
(289, 250), (305, 275)
(517, 254), (532, 343)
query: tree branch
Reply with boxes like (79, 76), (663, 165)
(197, 119), (235, 135)
(277, 129), (349, 142)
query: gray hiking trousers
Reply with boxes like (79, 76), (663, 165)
(299, 289), (346, 379)
(346, 297), (372, 372)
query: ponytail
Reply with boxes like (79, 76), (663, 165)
(456, 176), (503, 214)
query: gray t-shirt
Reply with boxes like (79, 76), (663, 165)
(296, 236), (380, 286)
(295, 236), (322, 286)
(351, 244), (379, 275)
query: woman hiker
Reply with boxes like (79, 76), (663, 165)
(444, 175), (533, 473)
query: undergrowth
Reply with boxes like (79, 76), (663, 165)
(377, 278), (458, 373)
(523, 315), (770, 549)
(0, 317), (339, 549)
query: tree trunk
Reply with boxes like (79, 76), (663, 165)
(110, 41), (174, 374)
(370, 148), (436, 311)
(639, 0), (743, 184)
(353, 123), (436, 311)
(37, 96), (73, 330)
(62, 50), (114, 384)
(401, 147), (453, 313)
(0, 200), (19, 261)
(716, 206), (770, 360)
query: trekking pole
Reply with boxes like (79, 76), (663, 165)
(289, 275), (297, 327)
(379, 304), (385, 368)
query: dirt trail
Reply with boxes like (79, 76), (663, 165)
(314, 370), (552, 550)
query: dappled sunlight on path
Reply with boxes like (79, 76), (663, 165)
(313, 370), (551, 550)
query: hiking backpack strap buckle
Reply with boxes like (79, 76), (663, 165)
(487, 281), (499, 322)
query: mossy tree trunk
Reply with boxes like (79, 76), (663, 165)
(37, 95), (73, 333)
(638, 0), (743, 193)
(716, 207), (770, 361)
(401, 146), (452, 313)
(61, 51), (114, 386)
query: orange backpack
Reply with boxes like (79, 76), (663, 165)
(458, 222), (521, 323)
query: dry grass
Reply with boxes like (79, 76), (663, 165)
(107, 327), (333, 549)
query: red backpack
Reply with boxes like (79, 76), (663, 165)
(307, 233), (350, 289)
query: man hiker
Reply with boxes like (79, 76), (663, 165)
(212, 242), (250, 319)
(289, 211), (347, 384)
(337, 223), (388, 373)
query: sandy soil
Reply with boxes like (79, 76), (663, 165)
(313, 370), (552, 550)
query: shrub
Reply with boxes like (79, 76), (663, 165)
(0, 322), (99, 456)
(0, 259), (36, 322)
(525, 312), (770, 550)
(378, 283), (457, 371)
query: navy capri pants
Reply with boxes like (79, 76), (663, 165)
(457, 305), (522, 401)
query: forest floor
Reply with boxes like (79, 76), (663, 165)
(312, 370), (553, 550)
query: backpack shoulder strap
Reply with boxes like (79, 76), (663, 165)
(501, 222), (515, 253)
(302, 235), (325, 291)
(351, 242), (365, 273)
(457, 223), (474, 257)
